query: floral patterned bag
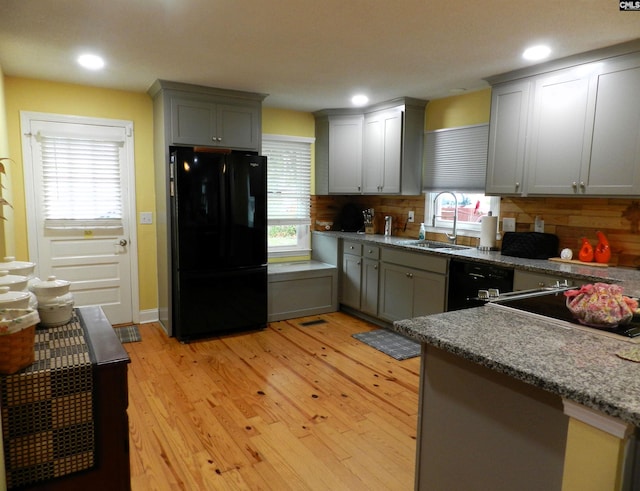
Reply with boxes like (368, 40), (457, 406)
(564, 283), (638, 328)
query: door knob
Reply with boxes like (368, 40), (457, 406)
(119, 239), (128, 247)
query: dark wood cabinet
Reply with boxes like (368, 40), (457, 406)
(2, 307), (130, 491)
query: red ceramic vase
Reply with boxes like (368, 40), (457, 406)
(594, 231), (611, 264)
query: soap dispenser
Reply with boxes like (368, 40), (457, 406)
(418, 223), (425, 240)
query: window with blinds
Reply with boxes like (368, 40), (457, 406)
(262, 134), (313, 255)
(423, 123), (489, 192)
(37, 133), (124, 230)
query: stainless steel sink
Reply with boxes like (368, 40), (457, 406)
(398, 240), (471, 251)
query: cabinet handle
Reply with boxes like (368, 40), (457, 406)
(515, 182), (520, 189)
(405, 272), (413, 278)
(580, 181), (585, 190)
(374, 265), (378, 270)
(350, 246), (355, 250)
(572, 181), (578, 189)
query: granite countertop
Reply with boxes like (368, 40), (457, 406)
(314, 231), (640, 297)
(393, 305), (640, 426)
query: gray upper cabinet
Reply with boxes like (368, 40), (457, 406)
(171, 98), (261, 150)
(526, 68), (594, 195)
(315, 97), (427, 195)
(486, 43), (640, 197)
(328, 115), (364, 193)
(586, 58), (640, 195)
(362, 108), (402, 194)
(149, 80), (266, 152)
(485, 81), (530, 195)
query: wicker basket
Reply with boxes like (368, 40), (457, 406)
(0, 309), (40, 375)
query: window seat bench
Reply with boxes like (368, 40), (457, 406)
(267, 261), (338, 322)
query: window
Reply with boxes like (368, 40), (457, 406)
(38, 133), (124, 229)
(262, 134), (314, 257)
(426, 192), (500, 235)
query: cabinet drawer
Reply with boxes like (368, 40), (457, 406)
(343, 240), (362, 256)
(381, 247), (448, 274)
(363, 245), (380, 260)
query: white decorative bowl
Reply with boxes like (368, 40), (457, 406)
(0, 271), (29, 292)
(30, 276), (71, 298)
(0, 256), (36, 278)
(0, 287), (31, 309)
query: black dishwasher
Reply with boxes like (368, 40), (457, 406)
(447, 260), (514, 311)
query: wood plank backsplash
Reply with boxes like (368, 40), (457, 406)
(312, 195), (640, 269)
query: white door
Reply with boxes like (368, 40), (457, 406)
(20, 112), (139, 325)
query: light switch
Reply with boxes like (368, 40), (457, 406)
(408, 211), (415, 223)
(140, 212), (153, 224)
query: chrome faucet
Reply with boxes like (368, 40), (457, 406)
(431, 191), (458, 244)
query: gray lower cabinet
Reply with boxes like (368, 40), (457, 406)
(378, 248), (447, 322)
(360, 250), (380, 316)
(340, 241), (380, 316)
(341, 247), (363, 309)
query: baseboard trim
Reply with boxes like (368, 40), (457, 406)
(138, 309), (159, 324)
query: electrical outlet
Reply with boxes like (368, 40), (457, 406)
(502, 217), (516, 232)
(408, 211), (415, 223)
(140, 212), (153, 224)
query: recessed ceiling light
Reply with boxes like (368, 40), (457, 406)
(522, 45), (551, 61)
(351, 94), (369, 106)
(77, 53), (105, 70)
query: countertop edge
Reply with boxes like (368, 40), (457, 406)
(314, 231), (640, 296)
(392, 309), (640, 427)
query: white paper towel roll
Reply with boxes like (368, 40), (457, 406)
(479, 215), (498, 249)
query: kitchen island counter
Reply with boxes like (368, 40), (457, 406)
(393, 305), (640, 490)
(393, 305), (640, 425)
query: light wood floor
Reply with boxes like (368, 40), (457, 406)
(123, 311), (421, 490)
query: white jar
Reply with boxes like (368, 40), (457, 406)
(0, 256), (36, 278)
(0, 286), (31, 309)
(30, 276), (71, 298)
(37, 293), (74, 327)
(0, 270), (29, 292)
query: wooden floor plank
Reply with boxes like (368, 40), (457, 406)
(126, 312), (419, 490)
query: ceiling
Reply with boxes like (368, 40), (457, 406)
(1, 1), (638, 112)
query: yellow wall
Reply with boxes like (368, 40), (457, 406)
(262, 107), (316, 191)
(4, 77), (158, 311)
(0, 66), (11, 259)
(425, 88), (491, 130)
(1, 81), (318, 310)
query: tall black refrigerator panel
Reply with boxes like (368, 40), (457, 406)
(170, 147), (267, 340)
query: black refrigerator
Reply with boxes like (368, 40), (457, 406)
(169, 146), (267, 341)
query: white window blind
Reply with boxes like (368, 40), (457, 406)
(423, 123), (489, 192)
(263, 134), (313, 226)
(37, 132), (124, 229)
